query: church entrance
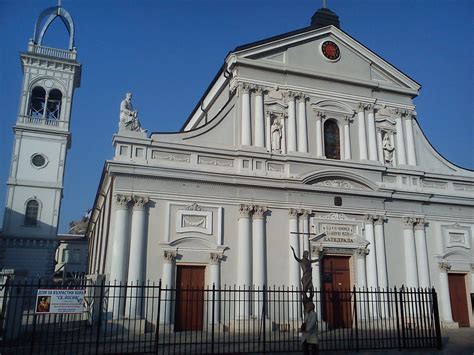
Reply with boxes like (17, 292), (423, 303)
(448, 273), (470, 327)
(175, 265), (205, 331)
(321, 255), (352, 329)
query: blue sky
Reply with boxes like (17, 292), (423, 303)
(0, 0), (473, 233)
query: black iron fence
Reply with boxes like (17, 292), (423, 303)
(0, 279), (441, 354)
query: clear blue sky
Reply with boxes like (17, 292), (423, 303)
(1, 0), (473, 233)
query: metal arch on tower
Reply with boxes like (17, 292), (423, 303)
(33, 6), (75, 50)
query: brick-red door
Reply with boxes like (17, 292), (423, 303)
(448, 274), (470, 327)
(175, 265), (205, 331)
(321, 255), (352, 329)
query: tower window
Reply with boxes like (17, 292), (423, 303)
(46, 89), (62, 120)
(25, 200), (39, 226)
(29, 87), (46, 118)
(324, 119), (340, 160)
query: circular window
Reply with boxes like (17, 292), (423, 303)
(31, 154), (47, 168)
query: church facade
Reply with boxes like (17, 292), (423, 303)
(86, 8), (474, 328)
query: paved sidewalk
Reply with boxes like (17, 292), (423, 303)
(262, 328), (474, 355)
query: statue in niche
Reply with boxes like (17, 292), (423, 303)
(290, 246), (319, 306)
(119, 92), (146, 132)
(271, 116), (282, 152)
(382, 133), (395, 165)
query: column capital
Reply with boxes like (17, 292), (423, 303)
(355, 248), (369, 256)
(288, 208), (299, 219)
(414, 218), (427, 230)
(163, 250), (177, 264)
(299, 209), (311, 218)
(365, 104), (374, 112)
(374, 215), (386, 225)
(344, 116), (354, 125)
(364, 214), (376, 224)
(253, 205), (268, 219)
(311, 244), (323, 258)
(357, 102), (367, 112)
(296, 92), (308, 101)
(254, 86), (267, 96)
(115, 194), (132, 209)
(209, 252), (224, 265)
(285, 90), (297, 100)
(438, 262), (451, 272)
(240, 83), (252, 94)
(132, 195), (149, 210)
(239, 204), (253, 218)
(403, 216), (415, 229)
(313, 109), (325, 119)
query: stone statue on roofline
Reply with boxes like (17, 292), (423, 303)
(119, 92), (146, 133)
(68, 210), (91, 235)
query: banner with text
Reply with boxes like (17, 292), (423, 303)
(35, 289), (85, 314)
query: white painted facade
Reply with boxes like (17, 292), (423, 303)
(0, 6), (81, 279)
(87, 10), (474, 328)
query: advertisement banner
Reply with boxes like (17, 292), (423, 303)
(35, 289), (85, 314)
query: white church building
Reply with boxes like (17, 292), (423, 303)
(86, 7), (474, 328)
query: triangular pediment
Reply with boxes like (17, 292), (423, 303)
(235, 26), (420, 92)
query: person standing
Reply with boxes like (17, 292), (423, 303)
(302, 302), (319, 355)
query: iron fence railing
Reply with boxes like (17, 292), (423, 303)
(0, 278), (442, 354)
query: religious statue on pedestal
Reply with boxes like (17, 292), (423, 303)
(271, 117), (282, 152)
(119, 92), (146, 132)
(382, 133), (395, 165)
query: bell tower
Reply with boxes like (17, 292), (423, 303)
(0, 3), (81, 278)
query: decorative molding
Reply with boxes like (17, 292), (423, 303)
(176, 208), (212, 235)
(364, 214), (375, 224)
(288, 208), (299, 219)
(414, 218), (427, 230)
(321, 213), (347, 221)
(253, 205), (268, 219)
(374, 215), (385, 225)
(198, 156), (234, 167)
(314, 179), (352, 189)
(163, 250), (177, 263)
(132, 196), (149, 210)
(239, 204), (253, 218)
(209, 252), (224, 265)
(438, 262), (451, 272)
(356, 248), (369, 256)
(184, 202), (202, 211)
(267, 163), (285, 172)
(299, 209), (311, 218)
(403, 216), (415, 229)
(152, 150), (190, 163)
(115, 194), (132, 209)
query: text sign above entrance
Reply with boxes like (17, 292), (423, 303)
(320, 223), (355, 243)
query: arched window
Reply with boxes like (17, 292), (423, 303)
(29, 86), (46, 118)
(25, 200), (39, 226)
(324, 119), (340, 160)
(46, 89), (62, 120)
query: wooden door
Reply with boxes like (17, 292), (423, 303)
(321, 255), (352, 329)
(175, 265), (205, 331)
(448, 274), (470, 327)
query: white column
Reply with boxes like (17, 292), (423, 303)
(289, 209), (300, 321)
(343, 116), (352, 160)
(315, 111), (324, 157)
(265, 111), (271, 151)
(288, 209), (300, 289)
(364, 215), (378, 317)
(208, 253), (223, 325)
(403, 217), (419, 287)
(161, 251), (176, 324)
(237, 204), (253, 318)
(367, 105), (378, 161)
(438, 262), (454, 323)
(297, 94), (308, 153)
(395, 114), (407, 165)
(241, 84), (252, 146)
(357, 104), (368, 160)
(374, 216), (388, 289)
(364, 215), (378, 289)
(253, 205), (267, 318)
(287, 92), (297, 153)
(126, 196), (149, 318)
(356, 248), (368, 319)
(301, 209), (310, 253)
(404, 112), (417, 165)
(374, 216), (388, 318)
(377, 130), (384, 164)
(414, 218), (430, 288)
(311, 247), (322, 323)
(109, 194), (131, 319)
(281, 116), (287, 154)
(254, 87), (265, 147)
(390, 133), (397, 167)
